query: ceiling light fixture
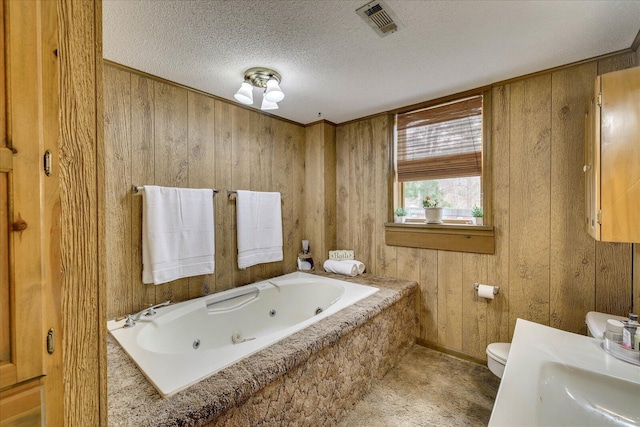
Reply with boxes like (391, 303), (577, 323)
(234, 67), (284, 110)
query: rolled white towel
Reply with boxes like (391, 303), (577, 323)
(323, 259), (358, 277)
(340, 259), (365, 275)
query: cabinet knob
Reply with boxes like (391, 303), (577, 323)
(12, 215), (27, 232)
(583, 165), (590, 172)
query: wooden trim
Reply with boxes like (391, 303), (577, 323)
(58, 0), (104, 424)
(482, 88), (493, 226)
(386, 114), (395, 222)
(304, 118), (337, 128)
(94, 2), (108, 426)
(39, 0), (63, 424)
(415, 338), (487, 365)
(385, 223), (495, 254)
(103, 59), (304, 128)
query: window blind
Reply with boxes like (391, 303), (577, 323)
(396, 95), (483, 182)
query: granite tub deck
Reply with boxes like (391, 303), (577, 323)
(107, 273), (418, 426)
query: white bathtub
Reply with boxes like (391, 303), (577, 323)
(107, 272), (379, 397)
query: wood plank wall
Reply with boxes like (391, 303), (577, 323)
(304, 122), (337, 265)
(104, 64), (305, 319)
(336, 52), (637, 361)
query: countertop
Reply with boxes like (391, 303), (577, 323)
(489, 318), (640, 426)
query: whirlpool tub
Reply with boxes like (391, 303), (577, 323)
(107, 271), (379, 397)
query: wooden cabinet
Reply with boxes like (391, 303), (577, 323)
(584, 66), (640, 242)
(1, 1), (60, 424)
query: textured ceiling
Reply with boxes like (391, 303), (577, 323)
(103, 0), (640, 125)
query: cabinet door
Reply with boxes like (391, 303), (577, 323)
(0, 0), (46, 390)
(600, 67), (640, 242)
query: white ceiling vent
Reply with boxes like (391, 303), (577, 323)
(356, 0), (400, 37)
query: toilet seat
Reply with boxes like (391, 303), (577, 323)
(486, 342), (510, 364)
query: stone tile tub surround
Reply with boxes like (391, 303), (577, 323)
(108, 272), (417, 426)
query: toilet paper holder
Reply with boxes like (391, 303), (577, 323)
(474, 282), (499, 295)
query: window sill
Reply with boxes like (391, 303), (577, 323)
(384, 222), (495, 254)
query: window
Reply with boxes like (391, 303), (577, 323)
(396, 95), (483, 223)
(386, 90), (494, 254)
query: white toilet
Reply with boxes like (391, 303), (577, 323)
(486, 342), (510, 378)
(485, 311), (628, 378)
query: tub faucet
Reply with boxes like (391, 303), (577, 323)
(124, 301), (171, 328)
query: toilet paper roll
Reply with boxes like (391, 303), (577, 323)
(477, 284), (495, 300)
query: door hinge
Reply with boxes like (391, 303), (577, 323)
(596, 210), (602, 224)
(47, 328), (55, 354)
(597, 93), (602, 108)
(43, 150), (52, 176)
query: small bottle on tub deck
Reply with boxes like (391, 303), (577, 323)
(606, 319), (624, 344)
(621, 313), (638, 349)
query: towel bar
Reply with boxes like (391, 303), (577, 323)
(132, 185), (219, 195)
(227, 190), (285, 204)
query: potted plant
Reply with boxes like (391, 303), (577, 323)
(394, 207), (407, 223)
(471, 205), (483, 225)
(422, 196), (443, 224)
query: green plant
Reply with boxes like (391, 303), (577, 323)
(471, 205), (483, 217)
(422, 195), (440, 208)
(394, 207), (407, 217)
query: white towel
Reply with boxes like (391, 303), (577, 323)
(341, 259), (366, 275)
(236, 190), (283, 269)
(142, 186), (215, 285)
(323, 260), (358, 277)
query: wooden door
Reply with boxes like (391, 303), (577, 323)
(600, 66), (640, 242)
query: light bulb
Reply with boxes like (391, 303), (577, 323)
(234, 82), (253, 105)
(264, 78), (284, 103)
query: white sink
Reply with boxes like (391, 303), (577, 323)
(489, 319), (640, 427)
(537, 361), (640, 426)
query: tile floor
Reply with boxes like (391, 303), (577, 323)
(338, 345), (501, 426)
